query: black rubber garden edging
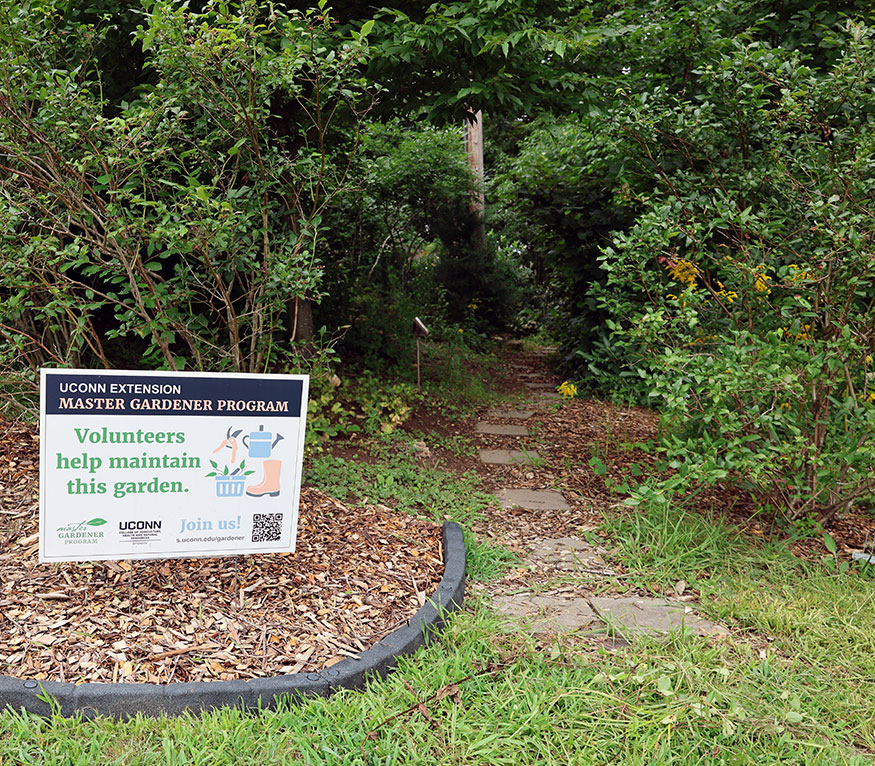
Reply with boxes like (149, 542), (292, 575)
(0, 521), (466, 718)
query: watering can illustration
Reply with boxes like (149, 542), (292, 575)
(242, 425), (284, 458)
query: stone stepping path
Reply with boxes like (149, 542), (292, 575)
(498, 489), (570, 512)
(479, 449), (540, 465)
(528, 537), (606, 569)
(475, 423), (529, 436)
(486, 409), (536, 420)
(494, 592), (727, 638)
(589, 597), (728, 637)
(493, 593), (597, 635)
(479, 354), (730, 642)
(490, 539), (726, 637)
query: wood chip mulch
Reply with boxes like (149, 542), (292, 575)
(0, 419), (443, 684)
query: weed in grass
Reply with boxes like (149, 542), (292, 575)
(463, 530), (518, 582)
(517, 443), (544, 468)
(601, 498), (750, 592)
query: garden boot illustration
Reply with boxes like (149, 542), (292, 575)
(246, 459), (282, 497)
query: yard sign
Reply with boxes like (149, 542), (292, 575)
(39, 369), (309, 563)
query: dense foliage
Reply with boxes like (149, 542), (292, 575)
(597, 28), (875, 520)
(489, 2), (875, 520)
(0, 0), (373, 403)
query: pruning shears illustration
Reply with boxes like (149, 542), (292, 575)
(212, 427), (243, 464)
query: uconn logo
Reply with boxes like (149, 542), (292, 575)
(119, 520), (162, 531)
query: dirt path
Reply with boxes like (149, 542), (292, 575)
(435, 341), (729, 641)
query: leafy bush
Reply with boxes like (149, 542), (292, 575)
(595, 25), (875, 520)
(0, 0), (374, 411)
(317, 120), (517, 368)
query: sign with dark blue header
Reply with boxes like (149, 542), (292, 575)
(39, 369), (309, 563)
(43, 372), (303, 417)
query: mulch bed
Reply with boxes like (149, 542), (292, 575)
(0, 418), (442, 684)
(4, 342), (875, 685)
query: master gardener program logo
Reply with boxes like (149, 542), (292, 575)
(56, 518), (107, 544)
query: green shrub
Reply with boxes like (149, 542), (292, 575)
(596, 26), (875, 521)
(0, 0), (374, 410)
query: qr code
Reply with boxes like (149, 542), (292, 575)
(251, 513), (283, 543)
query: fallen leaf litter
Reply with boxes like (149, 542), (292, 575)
(0, 419), (443, 684)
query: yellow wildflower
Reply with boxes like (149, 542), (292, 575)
(667, 258), (700, 286)
(558, 381), (578, 399)
(754, 273), (772, 294)
(788, 264), (813, 282)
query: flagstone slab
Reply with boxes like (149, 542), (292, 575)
(475, 423), (530, 436)
(524, 382), (556, 390)
(479, 449), (539, 465)
(486, 409), (536, 420)
(493, 593), (598, 634)
(589, 597), (728, 637)
(528, 537), (605, 570)
(534, 392), (562, 401)
(498, 489), (570, 512)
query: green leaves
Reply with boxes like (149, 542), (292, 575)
(579, 20), (875, 522)
(0, 0), (375, 382)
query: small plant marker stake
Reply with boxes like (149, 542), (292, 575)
(412, 317), (429, 390)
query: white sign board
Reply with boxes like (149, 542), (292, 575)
(39, 369), (309, 563)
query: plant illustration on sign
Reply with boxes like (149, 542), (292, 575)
(206, 459), (254, 498)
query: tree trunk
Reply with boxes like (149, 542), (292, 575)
(465, 110), (486, 251)
(291, 296), (315, 343)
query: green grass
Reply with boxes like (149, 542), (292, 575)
(3, 608), (872, 764)
(601, 498), (875, 755)
(463, 529), (520, 582)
